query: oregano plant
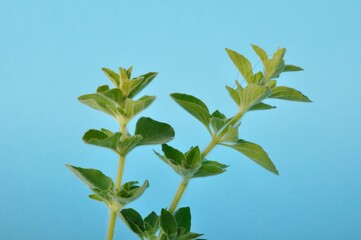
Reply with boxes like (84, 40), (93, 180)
(67, 44), (310, 240)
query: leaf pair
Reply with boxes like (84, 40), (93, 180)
(155, 144), (228, 180)
(66, 165), (149, 210)
(83, 117), (175, 155)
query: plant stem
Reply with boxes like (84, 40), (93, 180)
(169, 179), (189, 213)
(107, 210), (117, 240)
(106, 122), (128, 240)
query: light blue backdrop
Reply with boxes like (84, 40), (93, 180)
(1, 0), (360, 239)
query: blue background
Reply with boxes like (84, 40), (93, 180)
(1, 0), (360, 239)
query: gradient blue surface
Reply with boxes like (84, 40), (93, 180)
(1, 0), (361, 239)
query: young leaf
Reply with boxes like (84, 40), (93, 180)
(162, 144), (185, 165)
(83, 129), (122, 152)
(251, 44), (268, 64)
(116, 135), (143, 155)
(78, 93), (120, 118)
(270, 86), (312, 102)
(221, 126), (239, 143)
(193, 160), (228, 178)
(184, 146), (202, 169)
(283, 64), (303, 72)
(144, 212), (160, 234)
(160, 209), (178, 238)
(128, 72), (158, 98)
(174, 207), (191, 232)
(97, 85), (110, 93)
(241, 84), (271, 110)
(263, 48), (286, 82)
(225, 48), (253, 83)
(225, 85), (241, 106)
(115, 180), (149, 206)
(170, 93), (211, 128)
(135, 117), (175, 145)
(66, 165), (114, 190)
(225, 140), (279, 175)
(101, 88), (123, 104)
(102, 68), (120, 87)
(120, 208), (146, 238)
(124, 95), (156, 120)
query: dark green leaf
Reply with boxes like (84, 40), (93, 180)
(144, 212), (160, 234)
(83, 129), (121, 152)
(178, 232), (204, 240)
(66, 165), (114, 190)
(102, 68), (120, 87)
(170, 93), (211, 128)
(193, 160), (228, 178)
(225, 48), (253, 83)
(174, 207), (191, 232)
(270, 86), (311, 102)
(283, 64), (303, 72)
(226, 140), (279, 175)
(184, 146), (201, 168)
(97, 85), (110, 93)
(249, 102), (276, 111)
(160, 209), (178, 237)
(135, 117), (175, 145)
(120, 208), (145, 237)
(162, 144), (184, 165)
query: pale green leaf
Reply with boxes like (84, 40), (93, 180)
(225, 85), (240, 105)
(102, 68), (120, 87)
(124, 95), (156, 120)
(83, 129), (121, 152)
(270, 86), (311, 102)
(135, 117), (175, 145)
(78, 93), (120, 118)
(249, 102), (276, 111)
(226, 140), (279, 175)
(251, 44), (269, 64)
(264, 48), (286, 82)
(117, 135), (143, 155)
(128, 72), (158, 98)
(170, 93), (211, 127)
(225, 48), (253, 83)
(241, 84), (271, 110)
(114, 180), (149, 206)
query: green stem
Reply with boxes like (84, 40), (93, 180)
(169, 179), (189, 213)
(106, 122), (128, 240)
(107, 210), (117, 240)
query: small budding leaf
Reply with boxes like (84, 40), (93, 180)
(128, 72), (158, 98)
(78, 93), (121, 119)
(113, 180), (149, 206)
(170, 93), (211, 128)
(270, 86), (312, 102)
(226, 140), (279, 175)
(135, 117), (175, 145)
(251, 44), (269, 65)
(124, 95), (156, 120)
(102, 68), (120, 87)
(144, 211), (160, 235)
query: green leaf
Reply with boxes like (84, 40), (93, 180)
(162, 144), (185, 165)
(117, 135), (143, 155)
(124, 95), (156, 120)
(221, 126), (239, 143)
(66, 165), (114, 190)
(83, 129), (121, 152)
(177, 232), (204, 240)
(144, 212), (160, 234)
(226, 140), (279, 175)
(225, 85), (241, 105)
(184, 146), (201, 169)
(174, 207), (191, 232)
(128, 72), (158, 98)
(102, 68), (120, 87)
(97, 85), (110, 93)
(193, 160), (228, 178)
(170, 93), (211, 128)
(249, 102), (276, 111)
(101, 88), (123, 104)
(283, 64), (303, 72)
(270, 86), (311, 102)
(120, 208), (146, 238)
(114, 180), (149, 206)
(251, 44), (268, 64)
(160, 209), (178, 237)
(225, 48), (253, 83)
(240, 84), (271, 110)
(252, 71), (264, 84)
(135, 117), (175, 145)
(78, 93), (120, 118)
(264, 48), (286, 82)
